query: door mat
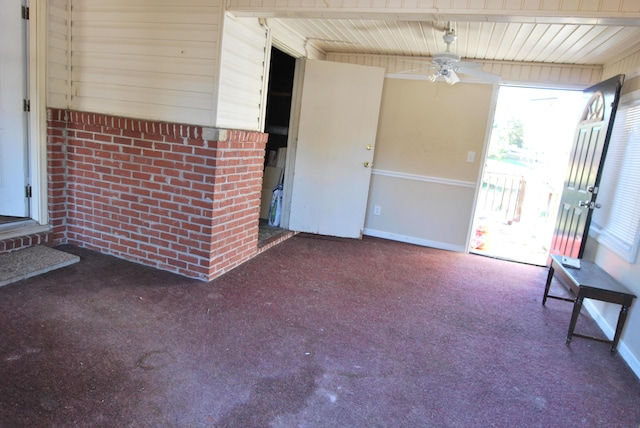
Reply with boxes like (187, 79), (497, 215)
(0, 246), (80, 287)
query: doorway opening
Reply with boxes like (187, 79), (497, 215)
(470, 86), (585, 265)
(258, 47), (296, 247)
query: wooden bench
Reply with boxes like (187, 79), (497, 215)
(543, 254), (636, 353)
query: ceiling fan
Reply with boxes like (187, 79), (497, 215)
(428, 24), (499, 85)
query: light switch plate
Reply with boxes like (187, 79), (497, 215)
(467, 151), (476, 163)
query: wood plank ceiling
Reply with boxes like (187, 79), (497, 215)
(273, 19), (640, 67)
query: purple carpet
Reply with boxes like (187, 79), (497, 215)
(0, 235), (638, 427)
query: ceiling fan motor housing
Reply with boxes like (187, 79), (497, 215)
(433, 52), (461, 65)
(426, 24), (499, 84)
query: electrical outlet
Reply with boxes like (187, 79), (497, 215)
(374, 205), (381, 216)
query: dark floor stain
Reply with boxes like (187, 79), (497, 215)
(135, 350), (175, 371)
(215, 364), (322, 427)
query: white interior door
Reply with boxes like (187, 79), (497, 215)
(288, 60), (385, 238)
(0, 0), (29, 217)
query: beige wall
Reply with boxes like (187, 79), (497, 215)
(373, 79), (493, 181)
(365, 174), (477, 250)
(364, 78), (495, 250)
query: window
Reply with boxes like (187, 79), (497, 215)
(591, 91), (640, 264)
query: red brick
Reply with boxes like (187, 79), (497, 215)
(95, 134), (113, 143)
(28, 108), (268, 281)
(122, 146), (143, 156)
(141, 149), (163, 159)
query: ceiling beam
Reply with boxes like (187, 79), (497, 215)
(225, 2), (640, 26)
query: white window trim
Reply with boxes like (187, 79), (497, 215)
(590, 88), (640, 264)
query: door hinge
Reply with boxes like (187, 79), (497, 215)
(22, 6), (29, 20)
(23, 99), (30, 112)
(26, 185), (32, 198)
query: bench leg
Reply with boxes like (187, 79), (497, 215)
(543, 265), (554, 306)
(566, 295), (584, 345)
(611, 305), (630, 353)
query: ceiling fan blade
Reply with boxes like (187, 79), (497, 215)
(457, 66), (500, 83)
(398, 58), (434, 66)
(458, 60), (483, 69)
(395, 67), (430, 75)
(392, 58), (439, 77)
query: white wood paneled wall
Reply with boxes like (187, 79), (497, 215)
(216, 15), (269, 131)
(47, 0), (69, 109)
(47, 0), (224, 126)
(46, 1), (274, 130)
(484, 61), (602, 89)
(71, 0), (222, 126)
(603, 47), (640, 79)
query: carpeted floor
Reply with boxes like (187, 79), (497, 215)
(0, 235), (638, 427)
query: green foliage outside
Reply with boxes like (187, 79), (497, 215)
(488, 118), (527, 166)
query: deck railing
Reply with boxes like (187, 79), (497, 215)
(477, 172), (526, 224)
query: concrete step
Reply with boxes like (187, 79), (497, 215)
(0, 246), (80, 287)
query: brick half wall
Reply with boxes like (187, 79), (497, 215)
(47, 109), (267, 281)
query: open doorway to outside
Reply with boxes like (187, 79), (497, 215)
(470, 86), (585, 265)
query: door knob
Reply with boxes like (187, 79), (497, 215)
(363, 161), (371, 168)
(579, 200), (601, 209)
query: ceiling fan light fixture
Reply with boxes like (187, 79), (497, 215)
(429, 67), (460, 85)
(443, 68), (460, 85)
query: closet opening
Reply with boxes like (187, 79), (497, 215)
(258, 47), (296, 247)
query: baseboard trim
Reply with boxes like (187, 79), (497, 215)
(584, 299), (640, 380)
(363, 228), (465, 253)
